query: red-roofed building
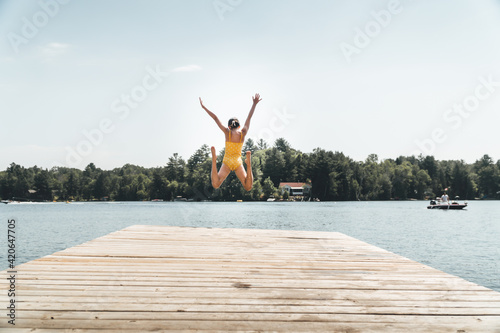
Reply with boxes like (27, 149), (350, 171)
(279, 182), (312, 197)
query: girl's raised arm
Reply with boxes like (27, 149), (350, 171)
(200, 97), (227, 133)
(241, 93), (262, 134)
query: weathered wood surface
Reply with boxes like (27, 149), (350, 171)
(1, 224), (500, 332)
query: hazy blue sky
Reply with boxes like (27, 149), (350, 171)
(1, 0), (500, 170)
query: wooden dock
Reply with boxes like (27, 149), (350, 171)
(1, 225), (500, 332)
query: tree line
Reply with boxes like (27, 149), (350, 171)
(1, 138), (499, 202)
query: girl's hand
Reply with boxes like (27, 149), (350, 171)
(252, 93), (262, 105)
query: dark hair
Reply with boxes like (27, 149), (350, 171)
(228, 118), (240, 129)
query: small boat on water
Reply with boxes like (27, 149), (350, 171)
(427, 197), (467, 210)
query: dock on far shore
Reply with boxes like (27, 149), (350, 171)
(1, 224), (500, 332)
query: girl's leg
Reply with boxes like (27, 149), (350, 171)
(235, 151), (253, 191)
(211, 147), (230, 189)
(244, 151), (253, 190)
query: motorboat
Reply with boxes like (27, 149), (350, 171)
(427, 197), (467, 210)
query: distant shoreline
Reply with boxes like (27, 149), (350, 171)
(2, 150), (499, 202)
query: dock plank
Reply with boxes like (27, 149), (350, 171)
(1, 225), (500, 332)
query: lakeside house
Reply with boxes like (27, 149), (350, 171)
(279, 182), (312, 197)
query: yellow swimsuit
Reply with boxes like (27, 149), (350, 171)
(223, 131), (244, 171)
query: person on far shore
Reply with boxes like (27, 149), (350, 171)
(199, 93), (262, 191)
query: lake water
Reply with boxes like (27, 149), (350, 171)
(1, 201), (499, 292)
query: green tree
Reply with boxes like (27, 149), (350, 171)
(64, 171), (80, 200)
(334, 154), (358, 201)
(93, 172), (110, 200)
(1, 163), (32, 199)
(150, 169), (168, 200)
(474, 155), (500, 198)
(243, 138), (258, 154)
(256, 139), (268, 150)
(274, 138), (291, 153)
(392, 160), (413, 199)
(305, 149), (337, 201)
(361, 154), (381, 200)
(186, 145), (212, 200)
(250, 180), (263, 200)
(262, 177), (276, 199)
(415, 169), (431, 199)
(187, 145), (210, 173)
(33, 169), (52, 201)
(166, 153), (186, 182)
(263, 148), (286, 186)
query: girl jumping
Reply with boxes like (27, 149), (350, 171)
(199, 93), (262, 191)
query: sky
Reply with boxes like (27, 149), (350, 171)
(1, 0), (500, 170)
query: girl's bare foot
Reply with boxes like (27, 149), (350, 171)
(245, 151), (251, 165)
(211, 146), (221, 189)
(211, 146), (217, 162)
(243, 151), (253, 191)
